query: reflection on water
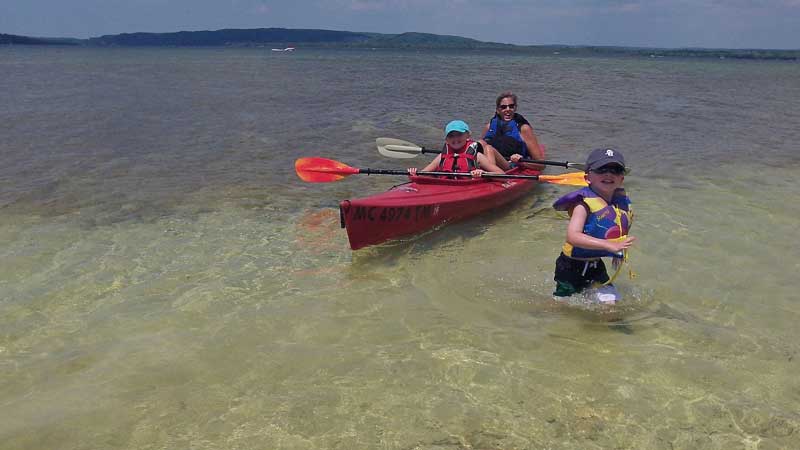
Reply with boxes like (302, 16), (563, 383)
(1, 47), (799, 449)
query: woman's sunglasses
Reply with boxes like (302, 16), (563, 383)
(498, 104), (516, 110)
(591, 165), (626, 175)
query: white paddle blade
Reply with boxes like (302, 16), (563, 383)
(376, 137), (423, 159)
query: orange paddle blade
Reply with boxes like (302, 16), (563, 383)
(295, 157), (360, 183)
(539, 171), (588, 186)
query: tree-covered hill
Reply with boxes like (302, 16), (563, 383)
(88, 28), (378, 46)
(3, 28), (797, 60)
(0, 33), (80, 45)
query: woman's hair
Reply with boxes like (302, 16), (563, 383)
(495, 91), (518, 108)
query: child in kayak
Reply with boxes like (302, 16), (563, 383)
(552, 148), (636, 304)
(407, 120), (504, 178)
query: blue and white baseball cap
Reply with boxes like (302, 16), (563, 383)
(444, 120), (470, 135)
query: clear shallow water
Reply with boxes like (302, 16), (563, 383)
(1, 47), (799, 449)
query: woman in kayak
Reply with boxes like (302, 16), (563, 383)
(479, 91), (545, 171)
(407, 120), (504, 178)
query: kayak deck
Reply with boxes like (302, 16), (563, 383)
(339, 167), (540, 250)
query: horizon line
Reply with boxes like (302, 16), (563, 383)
(4, 28), (799, 52)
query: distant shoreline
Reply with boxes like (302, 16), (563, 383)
(2, 29), (798, 61)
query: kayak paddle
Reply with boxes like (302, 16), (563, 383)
(376, 137), (587, 170)
(295, 157), (587, 186)
(376, 137), (443, 159)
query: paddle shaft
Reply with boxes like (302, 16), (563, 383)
(358, 168), (555, 180)
(397, 146), (583, 169)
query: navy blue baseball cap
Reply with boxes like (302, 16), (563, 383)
(586, 148), (626, 171)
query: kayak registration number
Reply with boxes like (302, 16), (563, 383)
(350, 205), (436, 222)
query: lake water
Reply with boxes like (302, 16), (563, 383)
(1, 46), (799, 449)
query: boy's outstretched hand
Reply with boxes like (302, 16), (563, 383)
(607, 236), (636, 254)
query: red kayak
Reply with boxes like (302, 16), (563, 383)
(339, 166), (541, 250)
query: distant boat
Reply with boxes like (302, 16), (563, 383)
(271, 47), (296, 52)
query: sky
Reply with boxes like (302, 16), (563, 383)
(2, 0), (799, 49)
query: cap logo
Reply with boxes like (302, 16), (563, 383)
(605, 149), (615, 157)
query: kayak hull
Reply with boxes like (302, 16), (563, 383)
(339, 167), (540, 250)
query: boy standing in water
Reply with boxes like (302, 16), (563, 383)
(552, 148), (636, 303)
